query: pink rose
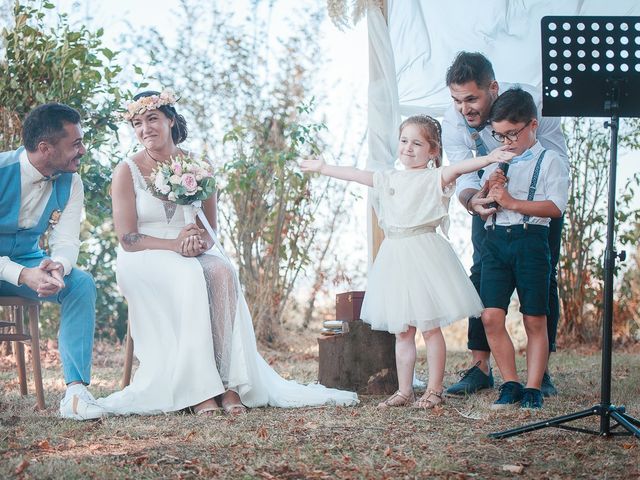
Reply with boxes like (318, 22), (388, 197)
(172, 162), (182, 176)
(181, 173), (198, 195)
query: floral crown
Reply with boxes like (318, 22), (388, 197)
(122, 89), (178, 121)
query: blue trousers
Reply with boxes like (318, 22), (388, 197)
(467, 215), (561, 352)
(0, 257), (96, 384)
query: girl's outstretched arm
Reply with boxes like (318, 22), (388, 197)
(300, 158), (374, 187)
(440, 145), (515, 187)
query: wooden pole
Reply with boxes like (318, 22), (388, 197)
(369, 0), (388, 262)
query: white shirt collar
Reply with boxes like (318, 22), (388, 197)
(19, 149), (49, 182)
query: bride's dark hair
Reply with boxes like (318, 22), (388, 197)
(132, 90), (188, 144)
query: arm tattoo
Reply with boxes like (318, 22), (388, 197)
(122, 232), (147, 246)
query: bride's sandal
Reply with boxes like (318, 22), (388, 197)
(221, 390), (247, 416)
(222, 403), (247, 416)
(377, 390), (416, 408)
(193, 398), (221, 416)
(414, 390), (444, 409)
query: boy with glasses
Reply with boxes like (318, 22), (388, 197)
(480, 87), (569, 409)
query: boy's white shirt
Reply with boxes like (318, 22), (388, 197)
(479, 141), (569, 228)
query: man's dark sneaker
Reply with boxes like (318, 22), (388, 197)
(541, 372), (558, 397)
(520, 388), (544, 409)
(445, 361), (494, 395)
(491, 381), (524, 410)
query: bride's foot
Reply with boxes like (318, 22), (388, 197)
(193, 398), (221, 416)
(221, 390), (247, 416)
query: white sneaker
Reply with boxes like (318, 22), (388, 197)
(59, 385), (107, 420)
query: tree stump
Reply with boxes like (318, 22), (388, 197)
(318, 320), (397, 395)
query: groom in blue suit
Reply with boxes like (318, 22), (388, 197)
(0, 103), (105, 420)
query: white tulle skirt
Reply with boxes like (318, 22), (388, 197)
(360, 231), (483, 334)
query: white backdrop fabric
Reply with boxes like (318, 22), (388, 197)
(367, 0), (640, 169)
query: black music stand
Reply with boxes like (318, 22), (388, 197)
(490, 16), (640, 440)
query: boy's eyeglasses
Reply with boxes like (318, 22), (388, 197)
(491, 120), (532, 143)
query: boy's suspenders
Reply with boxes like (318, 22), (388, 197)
(523, 150), (548, 228)
(490, 149), (548, 229)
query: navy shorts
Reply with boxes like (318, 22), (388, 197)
(480, 224), (551, 316)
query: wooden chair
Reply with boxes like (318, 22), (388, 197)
(0, 296), (45, 409)
(121, 320), (134, 388)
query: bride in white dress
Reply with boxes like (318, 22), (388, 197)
(98, 91), (358, 415)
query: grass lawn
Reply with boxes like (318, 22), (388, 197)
(1, 330), (639, 479)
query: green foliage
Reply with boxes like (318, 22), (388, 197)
(558, 117), (640, 344)
(222, 103), (326, 342)
(0, 0), (126, 339)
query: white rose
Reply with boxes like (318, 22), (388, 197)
(154, 173), (171, 195)
(167, 192), (177, 202)
(169, 174), (181, 185)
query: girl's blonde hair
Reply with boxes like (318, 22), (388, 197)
(398, 115), (443, 167)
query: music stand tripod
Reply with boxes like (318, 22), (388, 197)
(490, 15), (640, 440)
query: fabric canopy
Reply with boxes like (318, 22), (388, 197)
(389, 0), (640, 117)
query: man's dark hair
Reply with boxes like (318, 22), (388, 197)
(131, 91), (188, 144)
(489, 87), (537, 124)
(445, 51), (495, 88)
(22, 103), (82, 152)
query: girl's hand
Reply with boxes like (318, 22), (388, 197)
(300, 157), (326, 174)
(486, 146), (515, 165)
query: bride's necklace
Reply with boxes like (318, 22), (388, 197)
(145, 148), (166, 164)
(145, 147), (185, 164)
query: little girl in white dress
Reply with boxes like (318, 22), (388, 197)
(301, 115), (514, 409)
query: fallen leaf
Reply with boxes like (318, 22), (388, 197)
(257, 426), (269, 439)
(36, 439), (52, 451)
(184, 430), (197, 441)
(622, 443), (636, 450)
(502, 464), (524, 473)
(14, 458), (29, 475)
(134, 455), (149, 465)
(384, 446), (392, 457)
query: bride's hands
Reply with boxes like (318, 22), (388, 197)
(175, 224), (206, 256)
(181, 234), (207, 257)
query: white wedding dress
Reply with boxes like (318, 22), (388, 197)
(97, 160), (358, 415)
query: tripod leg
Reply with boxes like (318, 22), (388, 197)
(610, 411), (640, 439)
(489, 406), (599, 439)
(617, 412), (640, 428)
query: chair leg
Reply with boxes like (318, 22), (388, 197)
(121, 322), (134, 389)
(13, 307), (28, 396)
(28, 305), (45, 410)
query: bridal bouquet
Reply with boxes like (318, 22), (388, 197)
(149, 154), (216, 205)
